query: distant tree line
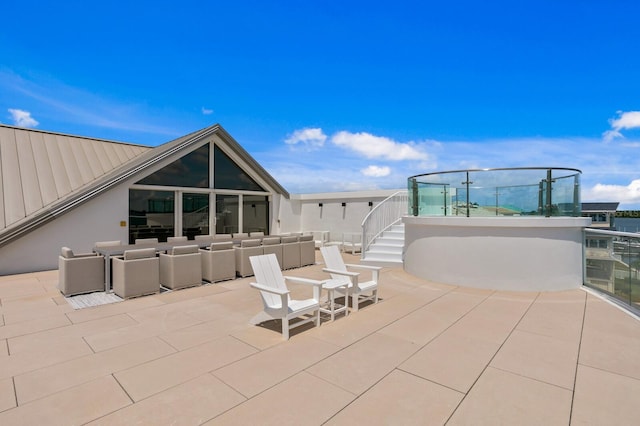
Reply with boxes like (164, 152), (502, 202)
(617, 210), (640, 217)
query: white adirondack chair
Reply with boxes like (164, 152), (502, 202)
(249, 253), (324, 340)
(320, 245), (381, 312)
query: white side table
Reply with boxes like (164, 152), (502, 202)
(319, 280), (350, 321)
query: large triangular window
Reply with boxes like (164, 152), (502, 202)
(214, 145), (264, 191)
(137, 144), (209, 188)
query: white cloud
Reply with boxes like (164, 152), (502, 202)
(361, 165), (391, 177)
(201, 107), (214, 115)
(583, 179), (640, 204)
(603, 110), (640, 142)
(331, 131), (429, 161)
(284, 127), (327, 149)
(8, 108), (38, 128)
(0, 69), (179, 138)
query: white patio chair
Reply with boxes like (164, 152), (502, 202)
(249, 253), (324, 340)
(320, 245), (381, 312)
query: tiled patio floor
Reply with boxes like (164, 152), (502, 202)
(0, 252), (639, 425)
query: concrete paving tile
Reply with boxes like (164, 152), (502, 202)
(52, 295), (69, 306)
(0, 335), (93, 380)
(0, 313), (71, 340)
(14, 337), (176, 404)
(2, 303), (73, 325)
(64, 296), (165, 324)
(204, 371), (354, 425)
(400, 326), (503, 393)
(214, 335), (341, 398)
(230, 322), (292, 350)
(126, 297), (211, 323)
(445, 292), (533, 345)
(310, 293), (437, 348)
(0, 375), (131, 426)
(0, 377), (16, 413)
(183, 298), (246, 323)
(0, 339), (7, 357)
(1, 293), (60, 310)
(307, 332), (419, 395)
(327, 369), (463, 425)
(571, 365), (640, 425)
(378, 289), (487, 345)
(154, 282), (230, 304)
(579, 295), (640, 380)
(114, 336), (257, 401)
(517, 292), (585, 341)
(160, 317), (247, 351)
(202, 286), (263, 317)
(0, 278), (45, 300)
(447, 367), (572, 426)
(491, 329), (579, 390)
(8, 313), (137, 353)
(84, 316), (201, 353)
(88, 373), (245, 425)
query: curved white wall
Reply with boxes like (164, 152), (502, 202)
(403, 216), (591, 291)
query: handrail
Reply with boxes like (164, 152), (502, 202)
(408, 167), (582, 218)
(361, 190), (408, 257)
(584, 228), (640, 318)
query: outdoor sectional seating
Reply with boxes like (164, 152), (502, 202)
(112, 248), (160, 299)
(281, 235), (301, 269)
(299, 234), (315, 266)
(261, 236), (283, 265)
(58, 247), (105, 296)
(200, 241), (236, 282)
(234, 239), (263, 277)
(159, 245), (202, 290)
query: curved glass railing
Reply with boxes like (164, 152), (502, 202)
(407, 167), (582, 217)
(585, 229), (640, 315)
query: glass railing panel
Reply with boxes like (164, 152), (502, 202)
(551, 171), (581, 216)
(408, 167), (581, 218)
(585, 230), (640, 312)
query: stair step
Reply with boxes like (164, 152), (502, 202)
(368, 244), (403, 254)
(363, 220), (405, 266)
(376, 237), (404, 245)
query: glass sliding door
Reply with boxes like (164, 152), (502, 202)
(129, 190), (175, 243)
(243, 195), (269, 234)
(183, 193), (209, 239)
(215, 194), (239, 234)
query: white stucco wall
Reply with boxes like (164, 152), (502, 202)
(0, 185), (130, 275)
(279, 190), (401, 240)
(403, 216), (591, 291)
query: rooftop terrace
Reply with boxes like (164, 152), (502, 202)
(0, 252), (638, 425)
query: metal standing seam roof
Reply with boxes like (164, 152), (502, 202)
(0, 124), (289, 248)
(0, 124), (150, 229)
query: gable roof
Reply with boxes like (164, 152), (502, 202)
(0, 124), (150, 230)
(0, 124), (288, 248)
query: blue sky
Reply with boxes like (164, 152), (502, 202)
(1, 1), (640, 207)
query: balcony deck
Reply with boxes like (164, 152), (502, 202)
(0, 252), (638, 425)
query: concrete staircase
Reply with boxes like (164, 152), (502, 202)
(361, 223), (404, 267)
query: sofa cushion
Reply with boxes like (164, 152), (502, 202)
(241, 239), (261, 248)
(210, 241), (233, 251)
(170, 245), (199, 255)
(124, 248), (157, 260)
(281, 236), (298, 244)
(299, 234), (313, 242)
(262, 237), (281, 245)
